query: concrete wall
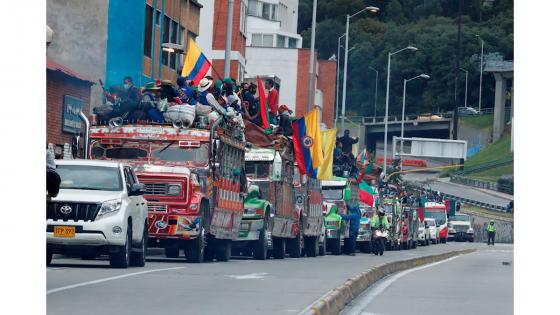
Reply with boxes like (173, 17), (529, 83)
(245, 46), (299, 111)
(106, 0), (146, 87)
(47, 0), (108, 109)
(469, 214), (514, 244)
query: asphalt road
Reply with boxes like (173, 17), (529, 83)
(342, 244), (513, 315)
(47, 243), (482, 315)
(403, 170), (513, 207)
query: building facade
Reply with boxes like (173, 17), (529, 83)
(197, 0), (248, 81)
(105, 0), (202, 87)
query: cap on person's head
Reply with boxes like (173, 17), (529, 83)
(158, 79), (173, 87)
(198, 77), (213, 92)
(123, 76), (133, 83)
(490, 220), (494, 224)
(215, 80), (223, 91)
(278, 104), (293, 114)
(224, 77), (235, 85)
(344, 129), (350, 134)
(378, 209), (385, 215)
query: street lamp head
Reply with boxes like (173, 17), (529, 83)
(420, 74), (430, 79)
(407, 46), (418, 51)
(366, 6), (379, 13)
(161, 42), (185, 54)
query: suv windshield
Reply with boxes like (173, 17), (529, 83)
(322, 186), (344, 200)
(450, 214), (470, 221)
(425, 220), (435, 227)
(57, 165), (123, 191)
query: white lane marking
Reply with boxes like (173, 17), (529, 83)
(47, 267), (185, 295)
(344, 255), (462, 315)
(226, 272), (268, 280)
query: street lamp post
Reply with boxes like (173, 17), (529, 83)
(341, 6), (379, 132)
(460, 68), (468, 107)
(476, 35), (484, 112)
(383, 46), (418, 176)
(400, 74), (430, 152)
(335, 34), (345, 126)
(369, 67), (379, 118)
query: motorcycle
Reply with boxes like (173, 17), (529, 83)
(372, 227), (388, 256)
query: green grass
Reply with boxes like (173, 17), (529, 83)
(464, 135), (513, 167)
(460, 114), (494, 129)
(468, 164), (513, 181)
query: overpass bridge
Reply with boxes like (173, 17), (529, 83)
(359, 115), (453, 150)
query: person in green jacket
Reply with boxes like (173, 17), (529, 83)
(371, 208), (390, 230)
(487, 220), (496, 245)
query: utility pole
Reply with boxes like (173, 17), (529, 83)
(452, 0), (464, 140)
(307, 0), (318, 111)
(224, 0), (234, 77)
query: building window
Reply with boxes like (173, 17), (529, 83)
(271, 4), (276, 20)
(144, 5), (153, 57)
(162, 15), (171, 65)
(276, 35), (286, 48)
(262, 3), (270, 19)
(240, 1), (247, 35)
(251, 33), (273, 47)
(262, 34), (273, 47)
(251, 33), (262, 46)
(156, 10), (161, 25)
(288, 37), (298, 48)
(248, 0), (257, 15)
(170, 21), (178, 69)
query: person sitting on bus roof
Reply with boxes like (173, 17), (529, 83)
(139, 82), (164, 123)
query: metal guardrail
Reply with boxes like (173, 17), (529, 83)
(405, 181), (511, 213)
(456, 158), (513, 176)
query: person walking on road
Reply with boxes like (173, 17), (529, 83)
(340, 198), (361, 256)
(487, 220), (496, 245)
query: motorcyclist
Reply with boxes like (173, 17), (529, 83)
(371, 208), (390, 230)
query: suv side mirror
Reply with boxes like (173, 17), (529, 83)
(130, 183), (146, 196)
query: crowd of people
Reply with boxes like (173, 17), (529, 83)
(94, 75), (294, 137)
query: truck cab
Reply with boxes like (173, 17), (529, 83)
(448, 213), (474, 242)
(88, 120), (245, 262)
(233, 148), (275, 259)
(321, 177), (352, 255)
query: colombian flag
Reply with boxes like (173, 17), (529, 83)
(292, 108), (324, 178)
(181, 38), (211, 86)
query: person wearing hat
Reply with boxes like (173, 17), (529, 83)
(139, 82), (164, 122)
(487, 220), (496, 245)
(176, 76), (197, 105)
(275, 105), (293, 137)
(197, 76), (226, 115)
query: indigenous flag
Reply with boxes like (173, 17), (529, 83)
(181, 38), (211, 86)
(359, 181), (375, 206)
(292, 108), (324, 178)
(356, 148), (369, 166)
(256, 76), (270, 129)
(317, 129), (337, 180)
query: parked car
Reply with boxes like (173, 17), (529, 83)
(417, 113), (443, 121)
(458, 106), (480, 116)
(418, 221), (430, 246)
(448, 214), (475, 242)
(424, 218), (439, 244)
(46, 160), (148, 268)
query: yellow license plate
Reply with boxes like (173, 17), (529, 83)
(54, 226), (75, 238)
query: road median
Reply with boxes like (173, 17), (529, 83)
(299, 248), (477, 315)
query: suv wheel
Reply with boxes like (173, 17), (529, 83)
(110, 224), (131, 268)
(130, 224), (147, 267)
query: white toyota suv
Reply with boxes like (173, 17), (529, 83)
(47, 160), (148, 268)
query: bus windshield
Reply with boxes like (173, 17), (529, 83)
(322, 186), (344, 200)
(424, 210), (447, 225)
(245, 161), (270, 178)
(91, 142), (209, 166)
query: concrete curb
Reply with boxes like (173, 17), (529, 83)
(299, 249), (477, 315)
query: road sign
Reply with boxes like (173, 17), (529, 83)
(392, 137), (467, 160)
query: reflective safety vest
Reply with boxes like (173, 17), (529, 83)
(487, 224), (496, 232)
